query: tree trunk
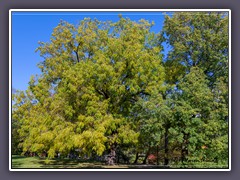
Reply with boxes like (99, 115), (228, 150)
(156, 145), (159, 165)
(107, 144), (116, 165)
(181, 132), (189, 163)
(143, 148), (150, 164)
(134, 152), (139, 164)
(164, 124), (169, 166)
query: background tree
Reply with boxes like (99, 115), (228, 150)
(161, 12), (229, 167)
(162, 12), (228, 86)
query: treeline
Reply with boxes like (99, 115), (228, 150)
(12, 12), (229, 168)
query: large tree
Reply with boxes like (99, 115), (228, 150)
(13, 16), (165, 163)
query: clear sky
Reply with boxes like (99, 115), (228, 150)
(12, 11), (170, 91)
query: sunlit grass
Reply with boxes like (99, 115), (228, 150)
(12, 155), (228, 169)
(12, 155), (128, 169)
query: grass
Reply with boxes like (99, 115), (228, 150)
(12, 155), (43, 168)
(12, 155), (228, 169)
(12, 155), (104, 168)
(12, 155), (166, 169)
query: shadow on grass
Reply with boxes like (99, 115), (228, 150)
(126, 164), (169, 169)
(37, 158), (104, 168)
(12, 155), (171, 169)
(12, 161), (23, 168)
(12, 155), (26, 160)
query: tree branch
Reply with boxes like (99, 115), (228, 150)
(75, 42), (81, 63)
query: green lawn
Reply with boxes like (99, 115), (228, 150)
(12, 155), (228, 169)
(12, 155), (43, 168)
(12, 155), (166, 169)
(12, 155), (109, 168)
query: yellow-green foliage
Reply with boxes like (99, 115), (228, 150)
(13, 16), (165, 158)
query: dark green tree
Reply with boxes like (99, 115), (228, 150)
(162, 12), (228, 86)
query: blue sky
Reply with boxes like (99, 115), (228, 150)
(12, 11), (170, 91)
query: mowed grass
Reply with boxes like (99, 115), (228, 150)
(12, 155), (44, 168)
(12, 155), (227, 169)
(12, 155), (132, 169)
(12, 155), (166, 169)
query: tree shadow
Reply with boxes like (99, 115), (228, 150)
(12, 161), (23, 168)
(12, 155), (26, 160)
(126, 164), (169, 169)
(37, 158), (104, 168)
